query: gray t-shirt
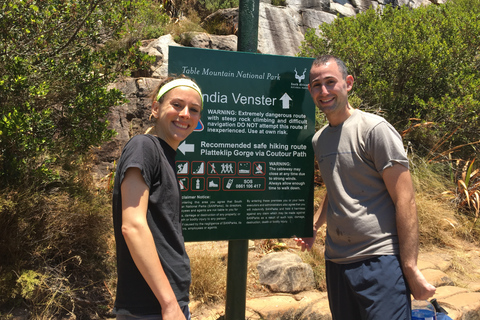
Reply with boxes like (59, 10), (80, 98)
(312, 109), (409, 263)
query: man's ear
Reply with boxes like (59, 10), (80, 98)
(346, 75), (354, 92)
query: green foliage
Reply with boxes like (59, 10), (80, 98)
(122, 0), (171, 40)
(198, 0), (239, 14)
(13, 270), (43, 301)
(0, 2), (152, 316)
(0, 0), (151, 187)
(299, 0), (480, 160)
(271, 0), (287, 6)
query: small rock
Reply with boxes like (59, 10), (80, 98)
(257, 252), (315, 293)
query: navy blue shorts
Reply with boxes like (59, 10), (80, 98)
(326, 255), (411, 320)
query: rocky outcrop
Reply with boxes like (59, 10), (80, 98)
(93, 77), (162, 183)
(139, 34), (181, 78)
(180, 32), (238, 51)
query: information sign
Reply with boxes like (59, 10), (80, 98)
(169, 46), (315, 241)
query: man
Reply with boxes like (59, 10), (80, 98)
(295, 55), (436, 319)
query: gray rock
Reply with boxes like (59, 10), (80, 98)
(180, 32), (238, 51)
(92, 78), (161, 185)
(329, 0), (357, 17)
(287, 0), (330, 10)
(257, 3), (305, 56)
(139, 34), (181, 78)
(257, 252), (315, 293)
(300, 8), (337, 36)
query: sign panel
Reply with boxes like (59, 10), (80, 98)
(169, 46), (315, 241)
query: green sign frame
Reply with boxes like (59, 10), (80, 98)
(169, 46), (315, 242)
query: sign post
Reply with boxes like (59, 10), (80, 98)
(226, 1), (259, 318)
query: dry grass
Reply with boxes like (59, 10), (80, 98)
(0, 162), (115, 319)
(188, 242), (228, 303)
(412, 158), (479, 247)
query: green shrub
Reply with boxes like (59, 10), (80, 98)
(197, 0), (239, 16)
(299, 0), (480, 160)
(272, 0), (287, 6)
(0, 0), (151, 187)
(122, 0), (171, 40)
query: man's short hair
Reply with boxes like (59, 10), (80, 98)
(310, 55), (349, 81)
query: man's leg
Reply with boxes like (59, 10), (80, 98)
(326, 260), (363, 320)
(344, 255), (412, 320)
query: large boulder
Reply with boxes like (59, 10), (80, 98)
(179, 32), (238, 51)
(139, 34), (181, 78)
(257, 252), (315, 293)
(257, 4), (305, 56)
(300, 8), (337, 36)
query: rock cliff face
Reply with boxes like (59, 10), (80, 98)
(93, 0), (443, 182)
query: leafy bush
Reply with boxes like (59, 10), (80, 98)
(122, 0), (171, 40)
(196, 0), (239, 18)
(0, 1), (154, 317)
(0, 0), (151, 187)
(299, 0), (480, 160)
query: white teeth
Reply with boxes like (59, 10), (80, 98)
(174, 122), (188, 129)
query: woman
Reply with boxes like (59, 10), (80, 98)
(112, 75), (203, 320)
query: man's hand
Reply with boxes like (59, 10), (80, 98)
(404, 266), (436, 300)
(294, 232), (317, 252)
(295, 193), (327, 252)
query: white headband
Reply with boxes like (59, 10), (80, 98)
(156, 79), (203, 108)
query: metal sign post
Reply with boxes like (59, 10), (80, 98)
(226, 1), (259, 319)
